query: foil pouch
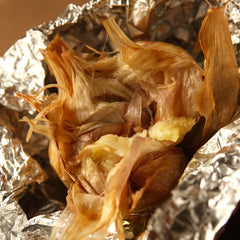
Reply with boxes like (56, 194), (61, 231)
(0, 0), (240, 239)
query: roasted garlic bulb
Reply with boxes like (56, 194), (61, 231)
(17, 3), (239, 240)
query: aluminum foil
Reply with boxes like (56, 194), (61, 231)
(0, 0), (240, 239)
(0, 124), (48, 240)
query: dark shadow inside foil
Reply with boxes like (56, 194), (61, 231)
(215, 201), (240, 240)
(17, 146), (67, 220)
(42, 61), (58, 95)
(18, 169), (67, 220)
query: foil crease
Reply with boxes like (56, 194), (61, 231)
(0, 125), (48, 239)
(0, 30), (47, 113)
(0, 0), (240, 240)
(17, 211), (62, 240)
(0, 125), (47, 193)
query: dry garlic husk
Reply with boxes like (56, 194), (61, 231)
(198, 3), (239, 141)
(17, 3), (239, 240)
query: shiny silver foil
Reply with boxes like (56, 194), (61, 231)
(0, 0), (240, 239)
(0, 124), (47, 240)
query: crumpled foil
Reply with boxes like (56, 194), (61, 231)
(0, 0), (240, 239)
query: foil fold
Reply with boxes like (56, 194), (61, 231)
(0, 125), (48, 240)
(0, 30), (46, 113)
(17, 211), (62, 240)
(0, 0), (240, 239)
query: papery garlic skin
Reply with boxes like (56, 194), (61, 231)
(199, 3), (239, 141)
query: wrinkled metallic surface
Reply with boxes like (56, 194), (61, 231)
(17, 211), (62, 240)
(0, 125), (47, 240)
(0, 0), (240, 239)
(0, 30), (47, 113)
